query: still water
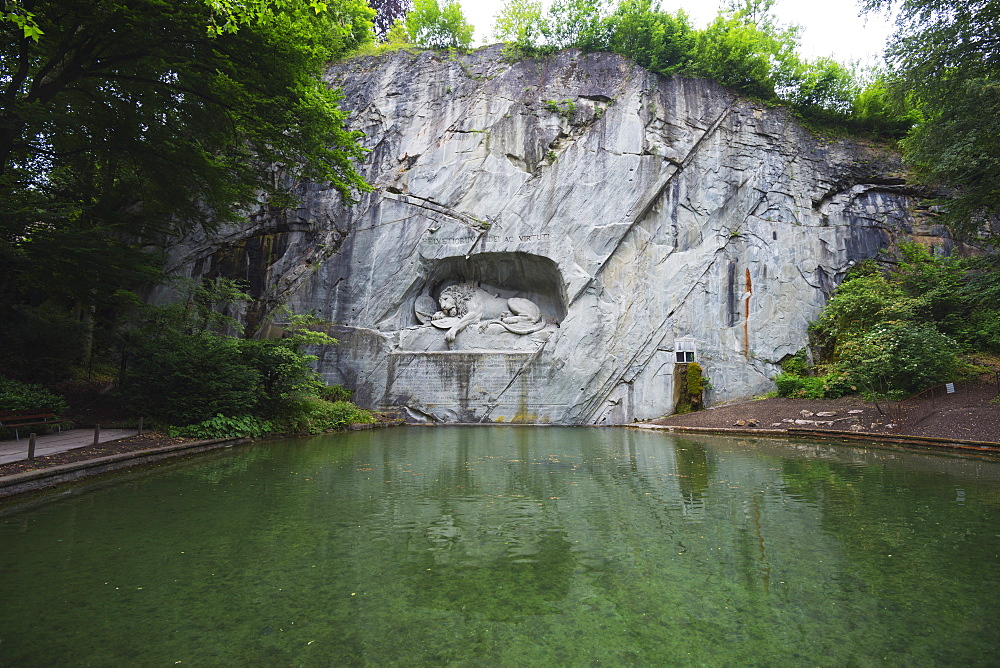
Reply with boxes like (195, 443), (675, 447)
(1, 427), (998, 666)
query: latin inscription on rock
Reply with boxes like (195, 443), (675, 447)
(383, 352), (555, 421)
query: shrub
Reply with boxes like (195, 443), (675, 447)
(0, 377), (69, 414)
(122, 330), (261, 425)
(818, 371), (857, 398)
(313, 400), (374, 432)
(276, 396), (373, 434)
(169, 414), (274, 440)
(780, 350), (810, 377)
(838, 320), (959, 398)
(674, 362), (706, 414)
(774, 372), (808, 398)
(814, 272), (914, 346)
(121, 325), (338, 425)
(955, 308), (1000, 354)
(774, 371), (856, 399)
(240, 338), (324, 416)
(318, 384), (354, 402)
(774, 373), (828, 399)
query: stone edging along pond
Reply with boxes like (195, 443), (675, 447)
(4, 422), (999, 501)
(631, 424), (1000, 456)
(0, 422), (403, 500)
(0, 437), (249, 500)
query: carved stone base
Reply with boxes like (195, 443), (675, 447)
(382, 352), (556, 423)
(396, 324), (556, 352)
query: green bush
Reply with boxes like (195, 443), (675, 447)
(404, 0), (474, 49)
(774, 372), (808, 398)
(774, 371), (856, 399)
(314, 400), (374, 432)
(277, 396), (373, 434)
(121, 326), (336, 425)
(956, 309), (1000, 353)
(240, 338), (324, 416)
(0, 303), (84, 383)
(838, 320), (959, 398)
(814, 272), (914, 346)
(819, 371), (857, 398)
(780, 350), (810, 377)
(0, 377), (69, 413)
(169, 414), (274, 440)
(122, 330), (261, 425)
(318, 384), (354, 402)
(674, 362), (706, 414)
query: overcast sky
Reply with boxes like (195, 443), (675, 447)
(458, 0), (897, 66)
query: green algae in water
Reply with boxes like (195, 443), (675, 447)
(1, 427), (998, 666)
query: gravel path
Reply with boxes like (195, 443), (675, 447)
(653, 382), (1000, 443)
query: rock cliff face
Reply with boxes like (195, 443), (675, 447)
(160, 46), (943, 424)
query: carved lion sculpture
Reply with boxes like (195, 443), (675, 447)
(418, 283), (546, 345)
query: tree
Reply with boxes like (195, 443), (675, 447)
(789, 57), (859, 117)
(2, 0), (342, 40)
(492, 0), (545, 47)
(691, 1), (800, 100)
(863, 0), (1000, 237)
(542, 0), (613, 50)
(0, 0), (375, 375)
(404, 0), (474, 49)
(850, 73), (917, 136)
(838, 320), (959, 398)
(369, 0), (413, 39)
(600, 0), (695, 76)
(815, 272), (912, 343)
(0, 0), (373, 231)
(200, 0), (357, 34)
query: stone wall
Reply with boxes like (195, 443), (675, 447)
(157, 46), (946, 424)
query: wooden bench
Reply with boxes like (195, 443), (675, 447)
(0, 409), (64, 441)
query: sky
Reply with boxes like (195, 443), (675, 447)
(459, 0), (898, 66)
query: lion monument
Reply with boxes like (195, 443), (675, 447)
(414, 283), (546, 345)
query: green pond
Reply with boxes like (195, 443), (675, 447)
(1, 427), (999, 666)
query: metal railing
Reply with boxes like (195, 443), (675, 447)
(884, 373), (999, 433)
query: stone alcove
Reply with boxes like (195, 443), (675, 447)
(416, 252), (567, 325)
(393, 252), (566, 353)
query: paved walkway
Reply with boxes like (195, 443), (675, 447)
(0, 428), (139, 465)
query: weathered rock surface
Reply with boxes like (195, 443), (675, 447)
(159, 47), (947, 424)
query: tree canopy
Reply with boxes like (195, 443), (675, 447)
(403, 0), (474, 49)
(777, 243), (1000, 400)
(0, 0), (373, 229)
(0, 0), (375, 379)
(482, 0), (911, 135)
(864, 0), (1000, 238)
(369, 0), (412, 38)
(492, 0), (544, 47)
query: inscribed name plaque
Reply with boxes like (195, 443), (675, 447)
(383, 352), (553, 422)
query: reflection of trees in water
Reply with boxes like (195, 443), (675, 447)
(181, 444), (271, 484)
(318, 428), (993, 650)
(179, 430), (1000, 662)
(778, 456), (1000, 639)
